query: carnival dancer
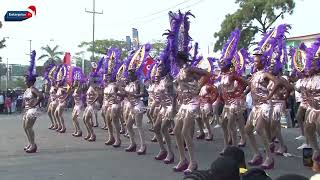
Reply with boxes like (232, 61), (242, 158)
(116, 59), (130, 135)
(123, 44), (150, 154)
(54, 64), (70, 133)
(44, 64), (58, 130)
(219, 29), (248, 153)
(196, 57), (219, 141)
(22, 50), (43, 153)
(268, 44), (293, 156)
(163, 10), (210, 175)
(151, 47), (177, 164)
(245, 24), (290, 170)
(303, 38), (320, 172)
(101, 73), (109, 130)
(71, 67), (85, 137)
(83, 59), (104, 141)
(146, 62), (161, 142)
(290, 43), (310, 150)
(103, 48), (122, 147)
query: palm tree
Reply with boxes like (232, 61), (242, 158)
(38, 45), (64, 65)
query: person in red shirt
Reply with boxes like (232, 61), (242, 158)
(5, 96), (12, 114)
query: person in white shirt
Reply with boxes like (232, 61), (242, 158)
(245, 92), (253, 121)
(0, 92), (4, 114)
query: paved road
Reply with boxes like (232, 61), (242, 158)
(0, 111), (316, 180)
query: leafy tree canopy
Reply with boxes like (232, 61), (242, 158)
(38, 45), (64, 65)
(214, 0), (295, 51)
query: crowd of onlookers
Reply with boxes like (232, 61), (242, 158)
(0, 89), (24, 114)
(183, 146), (318, 180)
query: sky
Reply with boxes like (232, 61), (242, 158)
(0, 0), (318, 65)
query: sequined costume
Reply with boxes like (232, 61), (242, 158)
(56, 87), (68, 110)
(175, 68), (200, 121)
(23, 87), (39, 119)
(306, 75), (320, 124)
(220, 73), (246, 120)
(125, 80), (146, 117)
(248, 71), (271, 127)
(72, 90), (83, 116)
(158, 75), (176, 121)
(268, 78), (287, 123)
(104, 82), (121, 113)
(49, 86), (58, 109)
(85, 86), (98, 120)
(199, 84), (217, 119)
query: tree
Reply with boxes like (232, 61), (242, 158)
(73, 51), (91, 75)
(150, 39), (166, 58)
(38, 45), (64, 65)
(213, 0), (295, 51)
(78, 39), (129, 60)
(0, 38), (6, 89)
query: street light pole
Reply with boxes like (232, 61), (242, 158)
(2, 37), (9, 90)
(28, 40), (32, 54)
(85, 0), (103, 62)
(6, 58), (8, 90)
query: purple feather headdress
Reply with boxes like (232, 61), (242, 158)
(254, 24), (291, 68)
(289, 44), (304, 77)
(55, 63), (69, 86)
(104, 47), (121, 81)
(207, 57), (218, 75)
(191, 42), (203, 67)
(26, 50), (37, 81)
(234, 48), (250, 76)
(219, 29), (240, 68)
(306, 37), (320, 72)
(163, 10), (194, 77)
(116, 53), (134, 81)
(90, 57), (104, 84)
(43, 62), (56, 84)
(71, 66), (85, 85)
(125, 43), (151, 77)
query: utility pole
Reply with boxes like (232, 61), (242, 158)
(28, 40), (32, 54)
(85, 0), (103, 63)
(2, 37), (9, 90)
(6, 58), (8, 90)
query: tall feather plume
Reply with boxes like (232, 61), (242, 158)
(27, 50), (36, 80)
(137, 43), (152, 75)
(255, 24), (291, 67)
(43, 62), (55, 80)
(207, 57), (218, 75)
(165, 10), (194, 77)
(96, 56), (104, 73)
(191, 42), (203, 67)
(71, 66), (85, 84)
(304, 37), (320, 72)
(220, 29), (240, 67)
(235, 48), (250, 76)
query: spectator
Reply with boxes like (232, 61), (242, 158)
(275, 174), (308, 180)
(16, 94), (23, 113)
(0, 91), (4, 114)
(242, 168), (272, 180)
(210, 156), (240, 180)
(245, 91), (252, 122)
(4, 95), (12, 114)
(222, 146), (246, 169)
(10, 90), (17, 113)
